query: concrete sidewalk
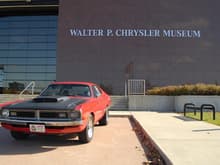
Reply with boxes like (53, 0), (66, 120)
(130, 112), (220, 165)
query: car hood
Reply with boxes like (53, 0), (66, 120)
(4, 96), (87, 110)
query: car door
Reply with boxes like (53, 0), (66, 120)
(92, 85), (105, 121)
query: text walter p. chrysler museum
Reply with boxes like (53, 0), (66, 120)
(69, 28), (201, 38)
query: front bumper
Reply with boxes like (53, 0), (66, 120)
(0, 118), (87, 134)
(0, 118), (83, 127)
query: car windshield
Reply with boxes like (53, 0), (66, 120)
(40, 84), (91, 97)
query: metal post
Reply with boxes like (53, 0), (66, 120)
(213, 106), (216, 120)
(200, 108), (203, 120)
(125, 80), (127, 96)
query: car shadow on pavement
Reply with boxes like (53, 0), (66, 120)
(0, 128), (83, 155)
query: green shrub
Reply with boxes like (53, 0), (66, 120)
(147, 83), (220, 96)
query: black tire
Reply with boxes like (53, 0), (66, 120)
(10, 131), (29, 140)
(78, 114), (94, 143)
(99, 109), (109, 126)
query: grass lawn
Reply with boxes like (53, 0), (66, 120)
(185, 112), (220, 126)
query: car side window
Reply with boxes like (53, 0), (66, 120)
(92, 86), (101, 97)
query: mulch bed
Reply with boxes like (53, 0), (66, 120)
(129, 116), (166, 165)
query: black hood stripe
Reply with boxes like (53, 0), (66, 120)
(4, 97), (87, 110)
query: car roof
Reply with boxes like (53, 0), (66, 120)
(51, 81), (96, 86)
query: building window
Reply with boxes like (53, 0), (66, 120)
(0, 15), (57, 92)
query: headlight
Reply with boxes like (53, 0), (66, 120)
(70, 111), (81, 119)
(2, 109), (9, 118)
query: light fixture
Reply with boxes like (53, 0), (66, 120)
(2, 109), (9, 118)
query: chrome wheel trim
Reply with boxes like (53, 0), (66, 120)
(87, 116), (93, 138)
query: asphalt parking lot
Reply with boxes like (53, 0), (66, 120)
(0, 117), (147, 165)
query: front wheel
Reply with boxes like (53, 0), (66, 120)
(99, 109), (109, 126)
(10, 131), (29, 140)
(78, 114), (94, 143)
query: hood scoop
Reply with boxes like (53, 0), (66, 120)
(33, 96), (69, 103)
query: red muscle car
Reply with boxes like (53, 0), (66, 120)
(0, 82), (111, 143)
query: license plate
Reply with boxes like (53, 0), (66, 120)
(29, 124), (46, 133)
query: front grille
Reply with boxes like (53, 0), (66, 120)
(8, 110), (69, 120)
(40, 112), (68, 119)
(10, 111), (35, 118)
